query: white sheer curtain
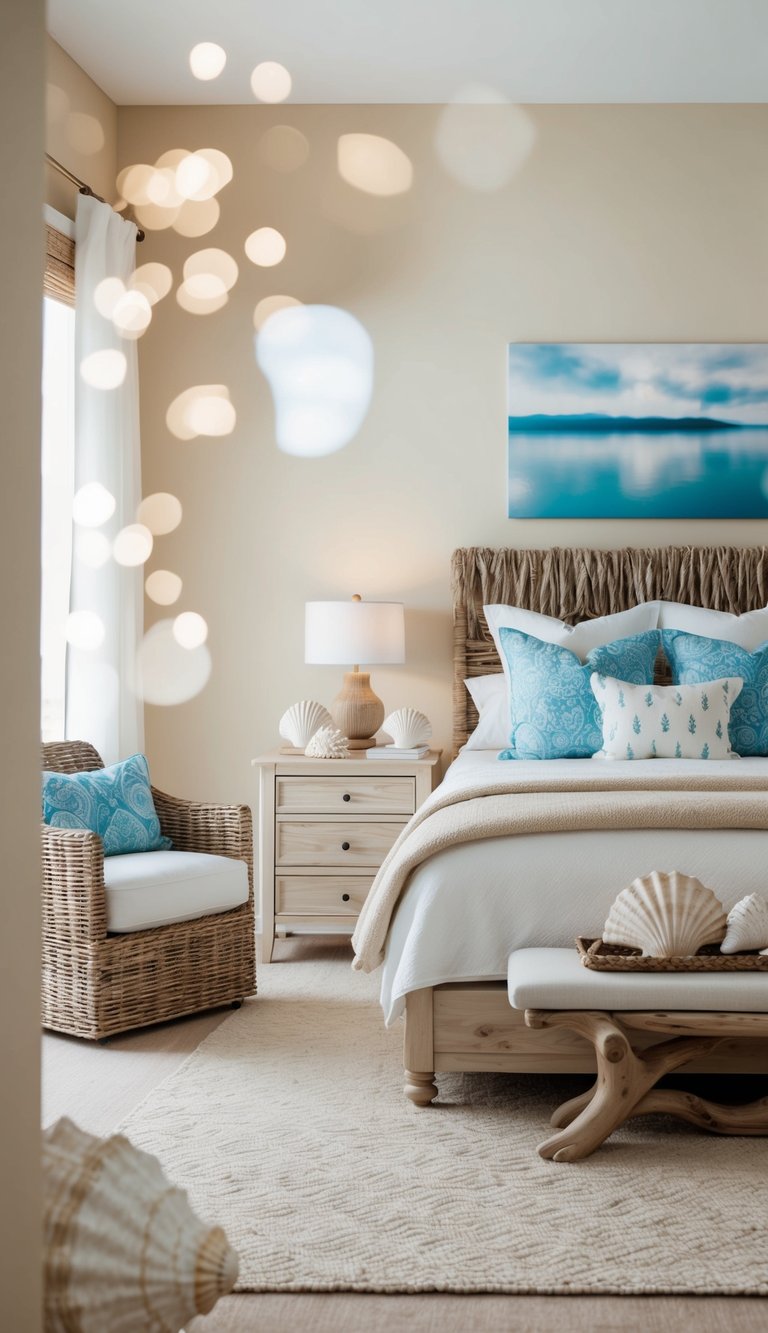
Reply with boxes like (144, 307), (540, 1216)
(66, 194), (144, 765)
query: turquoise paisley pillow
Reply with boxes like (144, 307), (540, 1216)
(498, 628), (661, 760)
(42, 753), (172, 856)
(663, 629), (768, 756)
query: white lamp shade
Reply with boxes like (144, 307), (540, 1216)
(305, 600), (405, 666)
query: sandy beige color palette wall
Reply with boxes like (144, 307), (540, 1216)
(117, 104), (768, 801)
(0, 2), (45, 1326)
(46, 36), (117, 215)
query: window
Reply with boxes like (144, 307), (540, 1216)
(41, 227), (75, 741)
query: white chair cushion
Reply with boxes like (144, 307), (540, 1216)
(104, 850), (249, 934)
(507, 947), (768, 1012)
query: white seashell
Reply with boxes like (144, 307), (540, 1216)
(43, 1116), (238, 1331)
(305, 725), (349, 759)
(721, 894), (768, 954)
(382, 707), (432, 749)
(603, 870), (727, 958)
(279, 699), (332, 749)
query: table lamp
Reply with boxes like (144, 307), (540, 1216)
(305, 595), (405, 748)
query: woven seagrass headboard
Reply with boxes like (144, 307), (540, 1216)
(452, 546), (768, 755)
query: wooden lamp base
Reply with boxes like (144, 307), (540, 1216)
(330, 671), (385, 748)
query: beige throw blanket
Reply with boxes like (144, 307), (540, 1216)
(351, 767), (768, 973)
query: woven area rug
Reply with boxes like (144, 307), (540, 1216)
(118, 952), (768, 1295)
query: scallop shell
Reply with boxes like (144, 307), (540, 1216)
(279, 699), (332, 749)
(602, 870), (727, 958)
(721, 894), (768, 954)
(43, 1117), (238, 1331)
(382, 707), (432, 749)
(305, 725), (349, 759)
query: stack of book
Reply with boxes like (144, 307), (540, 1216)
(366, 744), (430, 760)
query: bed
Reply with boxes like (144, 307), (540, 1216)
(355, 546), (768, 1103)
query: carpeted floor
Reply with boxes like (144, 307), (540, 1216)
(117, 948), (768, 1298)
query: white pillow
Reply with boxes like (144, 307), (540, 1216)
(658, 602), (768, 652)
(483, 602), (660, 701)
(464, 674), (507, 749)
(590, 673), (743, 760)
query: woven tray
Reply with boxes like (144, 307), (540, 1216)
(576, 937), (768, 973)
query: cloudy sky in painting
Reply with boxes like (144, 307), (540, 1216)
(508, 344), (768, 425)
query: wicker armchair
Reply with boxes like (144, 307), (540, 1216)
(42, 741), (255, 1040)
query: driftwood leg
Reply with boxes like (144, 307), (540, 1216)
(525, 1010), (724, 1162)
(633, 1089), (768, 1134)
(549, 1083), (596, 1130)
(404, 987), (437, 1107)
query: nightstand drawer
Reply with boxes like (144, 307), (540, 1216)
(276, 775), (415, 815)
(275, 820), (406, 868)
(276, 876), (372, 916)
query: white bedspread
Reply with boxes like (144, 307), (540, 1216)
(380, 751), (768, 1024)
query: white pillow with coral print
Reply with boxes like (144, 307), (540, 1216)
(590, 674), (743, 760)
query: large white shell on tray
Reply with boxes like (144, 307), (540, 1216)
(721, 894), (768, 954)
(43, 1116), (238, 1332)
(305, 725), (349, 759)
(279, 699), (332, 749)
(602, 870), (727, 958)
(382, 707), (432, 749)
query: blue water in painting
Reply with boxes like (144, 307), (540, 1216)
(507, 427), (768, 518)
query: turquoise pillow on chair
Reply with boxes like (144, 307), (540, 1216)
(663, 629), (768, 756)
(42, 753), (172, 856)
(498, 629), (661, 760)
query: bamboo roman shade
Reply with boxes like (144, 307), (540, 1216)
(44, 224), (75, 306)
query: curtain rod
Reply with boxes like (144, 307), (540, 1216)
(45, 153), (145, 242)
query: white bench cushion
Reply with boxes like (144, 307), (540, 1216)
(508, 947), (768, 1012)
(104, 850), (249, 934)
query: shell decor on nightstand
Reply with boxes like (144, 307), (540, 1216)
(602, 870), (727, 958)
(305, 725), (350, 759)
(279, 700), (332, 750)
(42, 1116), (238, 1332)
(721, 894), (768, 954)
(382, 708), (432, 749)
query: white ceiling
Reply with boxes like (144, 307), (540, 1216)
(48, 0), (768, 105)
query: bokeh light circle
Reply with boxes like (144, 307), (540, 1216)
(80, 349), (127, 390)
(113, 523), (153, 567)
(173, 611), (209, 649)
(66, 610), (105, 651)
(250, 61), (292, 103)
(189, 43), (227, 81)
(244, 227), (286, 267)
(73, 482), (116, 528)
(136, 492), (183, 535)
(134, 619), (212, 705)
(257, 125), (309, 173)
(145, 570), (183, 606)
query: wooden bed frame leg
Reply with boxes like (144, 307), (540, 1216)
(404, 987), (437, 1107)
(404, 1070), (439, 1106)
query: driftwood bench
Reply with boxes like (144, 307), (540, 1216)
(507, 948), (768, 1162)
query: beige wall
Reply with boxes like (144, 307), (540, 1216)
(46, 35), (117, 216)
(0, 2), (44, 1328)
(117, 104), (768, 800)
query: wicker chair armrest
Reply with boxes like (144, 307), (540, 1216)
(152, 789), (254, 897)
(41, 824), (107, 943)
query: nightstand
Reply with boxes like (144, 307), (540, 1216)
(252, 750), (442, 961)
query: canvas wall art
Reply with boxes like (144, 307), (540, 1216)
(507, 343), (768, 518)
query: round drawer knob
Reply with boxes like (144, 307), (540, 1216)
(342, 893), (350, 902)
(341, 841), (350, 851)
(342, 793), (351, 802)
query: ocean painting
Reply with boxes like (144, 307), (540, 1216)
(507, 343), (768, 518)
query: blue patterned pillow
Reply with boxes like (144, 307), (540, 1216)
(663, 630), (768, 757)
(42, 753), (172, 856)
(498, 629), (661, 760)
